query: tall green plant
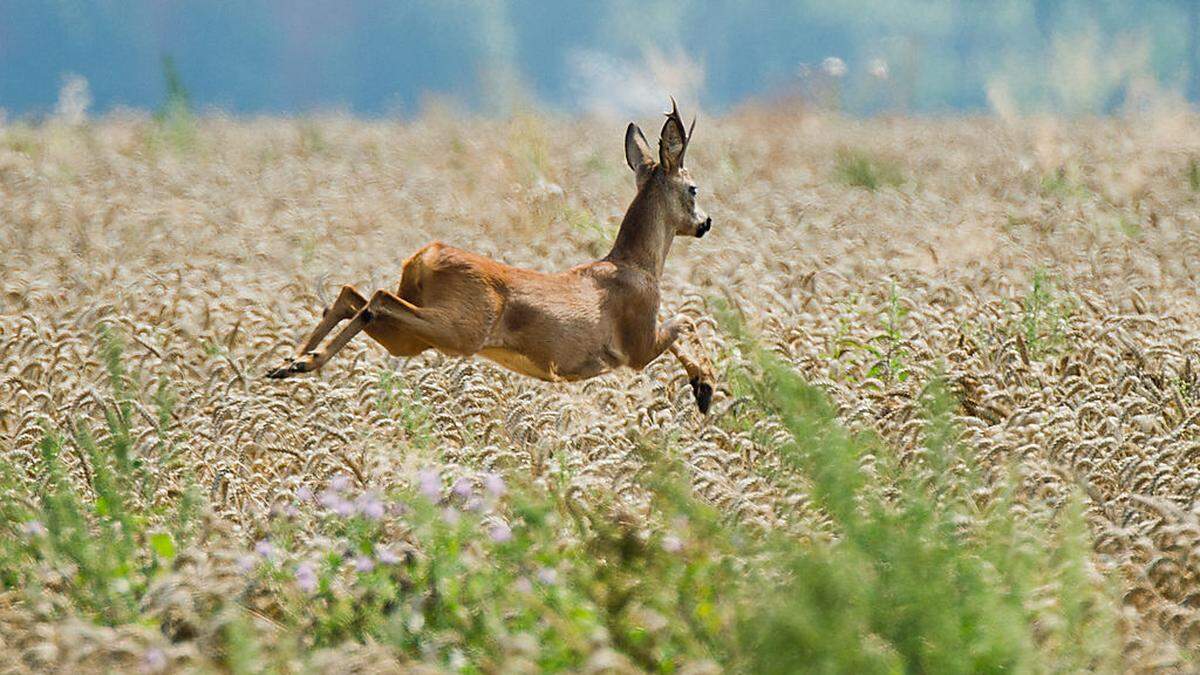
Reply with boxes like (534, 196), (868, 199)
(0, 328), (200, 625)
(152, 54), (198, 153)
(720, 306), (1120, 673)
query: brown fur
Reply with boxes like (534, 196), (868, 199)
(267, 101), (716, 412)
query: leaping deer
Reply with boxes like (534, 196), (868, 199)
(267, 100), (716, 413)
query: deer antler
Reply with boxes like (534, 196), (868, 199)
(683, 115), (697, 163)
(661, 97), (691, 168)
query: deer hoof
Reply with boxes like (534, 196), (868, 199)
(266, 356), (313, 379)
(265, 363), (293, 379)
(689, 377), (713, 414)
(265, 359), (298, 379)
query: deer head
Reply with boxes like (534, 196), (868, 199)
(624, 99), (712, 239)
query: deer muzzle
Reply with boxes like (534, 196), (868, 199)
(696, 217), (712, 238)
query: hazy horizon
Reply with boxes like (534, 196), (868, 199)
(3, 0), (1199, 119)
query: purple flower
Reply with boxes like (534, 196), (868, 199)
(320, 490), (354, 517)
(514, 576), (533, 594)
(141, 647), (167, 674)
(376, 547), (401, 565)
(418, 469), (441, 501)
(333, 499), (355, 518)
(353, 555), (375, 573)
(295, 486), (314, 502)
(536, 567), (558, 585)
(482, 472), (506, 497)
(464, 495), (484, 513)
(318, 489), (340, 509)
(662, 535), (684, 553)
(329, 474), (351, 492)
(294, 561), (318, 593)
(489, 522), (513, 543)
(441, 507), (461, 526)
(254, 539), (275, 560)
(355, 492), (385, 520)
(451, 477), (473, 499)
(20, 520), (46, 537)
(235, 554), (257, 574)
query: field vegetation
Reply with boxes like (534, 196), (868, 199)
(2, 106), (1200, 672)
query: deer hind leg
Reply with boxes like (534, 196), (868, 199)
(268, 289), (488, 377)
(295, 285), (367, 357)
(361, 289), (491, 356)
(266, 285), (366, 378)
(364, 317), (430, 357)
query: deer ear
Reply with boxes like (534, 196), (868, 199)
(659, 98), (688, 173)
(625, 122), (654, 173)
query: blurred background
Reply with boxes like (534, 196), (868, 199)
(2, 0), (1197, 119)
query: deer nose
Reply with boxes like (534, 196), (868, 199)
(696, 217), (712, 238)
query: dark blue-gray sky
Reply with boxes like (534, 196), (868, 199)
(2, 0), (1197, 117)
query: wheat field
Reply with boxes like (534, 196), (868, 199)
(2, 108), (1200, 672)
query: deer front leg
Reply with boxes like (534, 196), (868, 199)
(663, 316), (715, 414)
(641, 316), (715, 414)
(669, 341), (714, 414)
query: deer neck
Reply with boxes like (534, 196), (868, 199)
(605, 186), (674, 278)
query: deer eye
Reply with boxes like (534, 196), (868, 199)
(687, 185), (697, 197)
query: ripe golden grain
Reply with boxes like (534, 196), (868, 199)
(3, 111), (1200, 667)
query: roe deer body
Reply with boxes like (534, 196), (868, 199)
(267, 100), (716, 412)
